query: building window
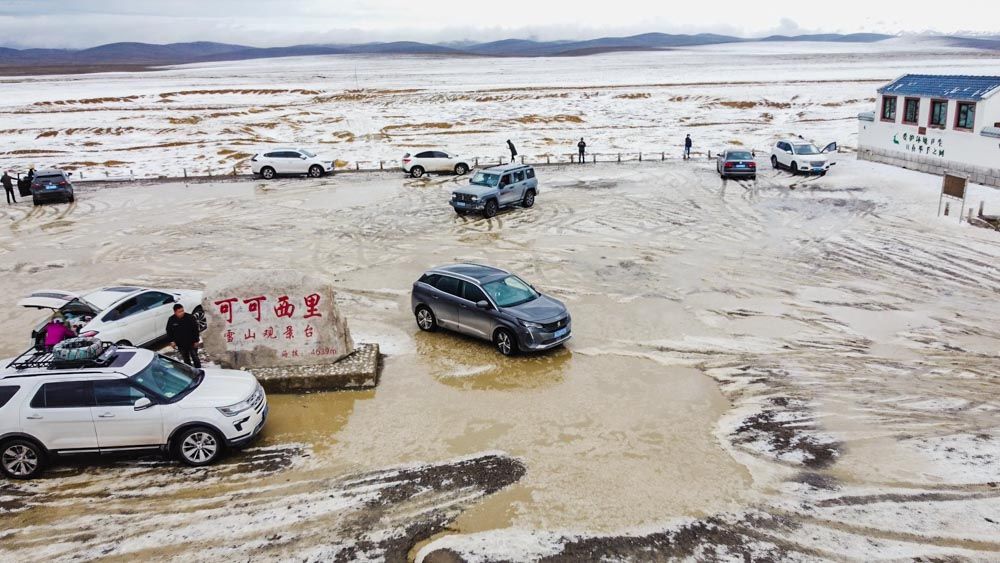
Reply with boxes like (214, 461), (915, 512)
(880, 96), (897, 122)
(902, 98), (920, 124)
(929, 99), (948, 128)
(955, 102), (975, 130)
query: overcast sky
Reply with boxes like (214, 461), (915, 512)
(0, 0), (996, 49)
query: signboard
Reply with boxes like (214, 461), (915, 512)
(938, 173), (968, 220)
(202, 270), (354, 369)
(893, 131), (946, 159)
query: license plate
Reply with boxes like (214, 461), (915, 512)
(455, 202), (466, 207)
(736, 163), (746, 168)
(45, 185), (58, 190)
(553, 327), (569, 338)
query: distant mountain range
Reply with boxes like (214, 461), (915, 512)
(0, 32), (993, 74)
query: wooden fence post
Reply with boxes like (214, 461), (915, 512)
(183, 168), (187, 179)
(661, 152), (665, 161)
(617, 153), (621, 163)
(379, 161), (384, 170)
(979, 201), (985, 217)
(639, 152), (642, 162)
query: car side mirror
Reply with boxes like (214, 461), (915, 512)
(476, 300), (491, 310)
(134, 397), (153, 411)
(301, 155), (308, 160)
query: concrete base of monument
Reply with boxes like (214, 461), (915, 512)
(250, 343), (381, 394)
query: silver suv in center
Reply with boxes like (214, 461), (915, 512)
(450, 164), (538, 218)
(411, 264), (571, 356)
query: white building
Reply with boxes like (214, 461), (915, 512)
(858, 74), (1000, 187)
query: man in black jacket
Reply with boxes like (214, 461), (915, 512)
(166, 304), (202, 368)
(2, 170), (14, 204)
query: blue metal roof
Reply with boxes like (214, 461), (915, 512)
(879, 75), (1000, 102)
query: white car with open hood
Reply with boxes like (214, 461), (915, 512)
(19, 286), (205, 349)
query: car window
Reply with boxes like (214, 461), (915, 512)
(433, 275), (462, 297)
(461, 281), (488, 303)
(94, 380), (148, 407)
(420, 273), (441, 286)
(31, 381), (94, 408)
(500, 174), (512, 187)
(481, 275), (540, 308)
(130, 355), (199, 400)
(728, 151), (753, 160)
(103, 297), (141, 322)
(300, 150), (316, 158)
(432, 151), (449, 158)
(137, 291), (173, 311)
(0, 386), (19, 409)
(526, 168), (535, 179)
(415, 151), (434, 158)
(513, 170), (526, 182)
(35, 174), (64, 183)
(793, 144), (820, 155)
(471, 172), (500, 187)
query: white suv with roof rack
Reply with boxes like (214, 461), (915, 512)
(0, 342), (267, 479)
(19, 286), (205, 349)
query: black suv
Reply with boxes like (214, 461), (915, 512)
(31, 169), (75, 205)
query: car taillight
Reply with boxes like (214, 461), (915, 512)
(81, 330), (99, 338)
(403, 158), (411, 163)
(724, 162), (734, 169)
(748, 162), (756, 168)
(58, 181), (67, 186)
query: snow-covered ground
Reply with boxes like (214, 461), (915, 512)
(3, 39), (1000, 179)
(2, 41), (1000, 561)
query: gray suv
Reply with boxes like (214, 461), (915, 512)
(411, 264), (571, 356)
(450, 164), (538, 218)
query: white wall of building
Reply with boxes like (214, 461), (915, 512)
(858, 92), (1000, 186)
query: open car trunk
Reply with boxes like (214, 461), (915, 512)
(20, 291), (100, 349)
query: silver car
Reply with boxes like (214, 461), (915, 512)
(450, 164), (538, 218)
(410, 264), (571, 356)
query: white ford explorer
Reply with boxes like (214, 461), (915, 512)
(0, 343), (267, 479)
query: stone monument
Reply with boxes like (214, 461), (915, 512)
(202, 270), (378, 392)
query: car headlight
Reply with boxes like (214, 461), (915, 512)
(217, 384), (261, 417)
(519, 319), (544, 329)
(470, 195), (478, 201)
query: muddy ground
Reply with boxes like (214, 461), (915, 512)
(1, 158), (999, 561)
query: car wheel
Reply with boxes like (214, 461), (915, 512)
(32, 197), (39, 206)
(790, 162), (799, 175)
(819, 171), (827, 177)
(67, 193), (75, 203)
(193, 306), (208, 332)
(454, 163), (469, 175)
(494, 328), (517, 356)
(410, 166), (425, 178)
(115, 340), (133, 347)
(455, 208), (468, 216)
(0, 439), (45, 480)
(522, 189), (535, 208)
(174, 427), (223, 467)
(261, 167), (276, 180)
(415, 306), (437, 332)
(770, 155), (779, 169)
(308, 165), (324, 178)
(483, 199), (498, 218)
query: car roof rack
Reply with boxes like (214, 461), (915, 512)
(5, 342), (118, 373)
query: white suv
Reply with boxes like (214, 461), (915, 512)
(402, 150), (470, 178)
(0, 343), (267, 479)
(251, 148), (334, 179)
(771, 140), (838, 175)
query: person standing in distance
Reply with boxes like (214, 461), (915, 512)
(577, 138), (587, 164)
(507, 139), (518, 164)
(2, 170), (15, 204)
(167, 304), (202, 368)
(684, 134), (693, 160)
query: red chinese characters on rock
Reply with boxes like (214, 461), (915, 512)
(303, 293), (322, 319)
(213, 293), (324, 324)
(243, 296), (266, 322)
(214, 298), (238, 324)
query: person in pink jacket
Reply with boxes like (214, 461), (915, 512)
(44, 317), (76, 350)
